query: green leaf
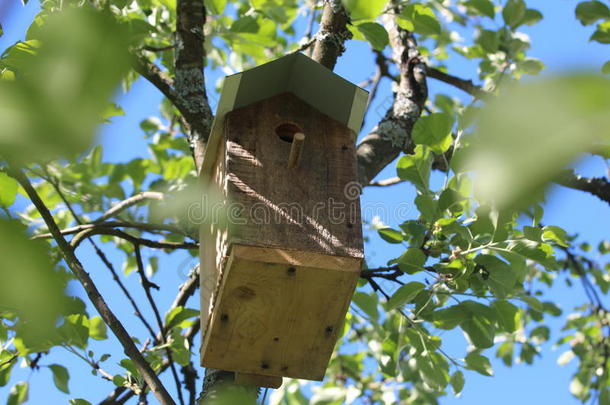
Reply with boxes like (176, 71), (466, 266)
(497, 341), (514, 366)
(460, 74), (610, 210)
(0, 350), (15, 386)
(7, 382), (28, 405)
(402, 4), (441, 36)
(502, 0), (526, 28)
(415, 194), (439, 223)
(465, 0), (495, 18)
(112, 375), (126, 387)
(0, 172), (18, 208)
(575, 1), (610, 25)
(465, 352), (494, 376)
(475, 255), (517, 298)
(521, 9), (543, 26)
(89, 316), (108, 340)
(530, 325), (550, 343)
(110, 0), (129, 8)
(461, 315), (495, 348)
(477, 29), (499, 53)
(396, 16), (414, 31)
(397, 248), (427, 274)
(344, 0), (387, 21)
(1, 40), (39, 72)
(378, 227), (403, 244)
(396, 145), (432, 193)
(49, 365), (70, 394)
(356, 22), (389, 51)
(101, 103), (125, 123)
(542, 225), (569, 247)
(69, 400), (92, 405)
(412, 113), (454, 153)
(492, 300), (519, 332)
(164, 307), (200, 330)
(387, 282), (425, 310)
(518, 58), (545, 75)
(0, 9), (131, 165)
(591, 21), (610, 43)
(59, 314), (90, 348)
(230, 16), (259, 33)
(353, 292), (379, 321)
(521, 295), (543, 312)
(602, 61), (610, 74)
(1, 220), (67, 344)
(450, 370), (465, 395)
(417, 352), (449, 388)
(204, 0), (227, 14)
(432, 305), (469, 329)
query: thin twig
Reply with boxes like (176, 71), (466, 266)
(555, 170), (610, 206)
(426, 66), (486, 98)
(70, 227), (198, 250)
(95, 191), (165, 223)
(142, 44), (176, 52)
(62, 345), (114, 382)
(0, 354), (17, 369)
(33, 220), (185, 240)
(135, 245), (186, 405)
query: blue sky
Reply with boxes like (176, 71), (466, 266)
(1, 0), (609, 404)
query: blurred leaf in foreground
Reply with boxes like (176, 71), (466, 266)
(460, 74), (610, 210)
(0, 219), (67, 345)
(0, 9), (131, 164)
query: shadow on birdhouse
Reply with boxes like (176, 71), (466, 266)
(199, 52), (368, 389)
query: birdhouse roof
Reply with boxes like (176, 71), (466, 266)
(201, 52), (369, 177)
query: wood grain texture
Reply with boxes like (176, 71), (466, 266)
(201, 244), (361, 380)
(200, 138), (228, 342)
(225, 92), (363, 259)
(234, 373), (283, 389)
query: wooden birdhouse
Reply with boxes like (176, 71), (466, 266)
(199, 53), (368, 388)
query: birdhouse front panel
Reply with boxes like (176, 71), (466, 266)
(224, 92), (363, 257)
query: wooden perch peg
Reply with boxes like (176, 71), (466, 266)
(288, 132), (305, 168)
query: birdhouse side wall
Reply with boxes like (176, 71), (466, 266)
(199, 138), (229, 340)
(223, 92), (364, 259)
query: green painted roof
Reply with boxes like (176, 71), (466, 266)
(201, 52), (369, 177)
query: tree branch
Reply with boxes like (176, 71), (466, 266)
(133, 54), (180, 107)
(555, 170), (610, 206)
(426, 66), (486, 98)
(98, 267), (200, 405)
(175, 0), (214, 172)
(33, 220), (186, 240)
(356, 5), (428, 185)
(95, 191), (165, 223)
(360, 266), (405, 285)
(70, 227), (198, 251)
(9, 167), (176, 405)
(310, 0), (352, 70)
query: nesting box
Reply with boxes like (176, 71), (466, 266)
(199, 53), (368, 387)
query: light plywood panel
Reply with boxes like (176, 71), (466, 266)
(200, 244), (361, 380)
